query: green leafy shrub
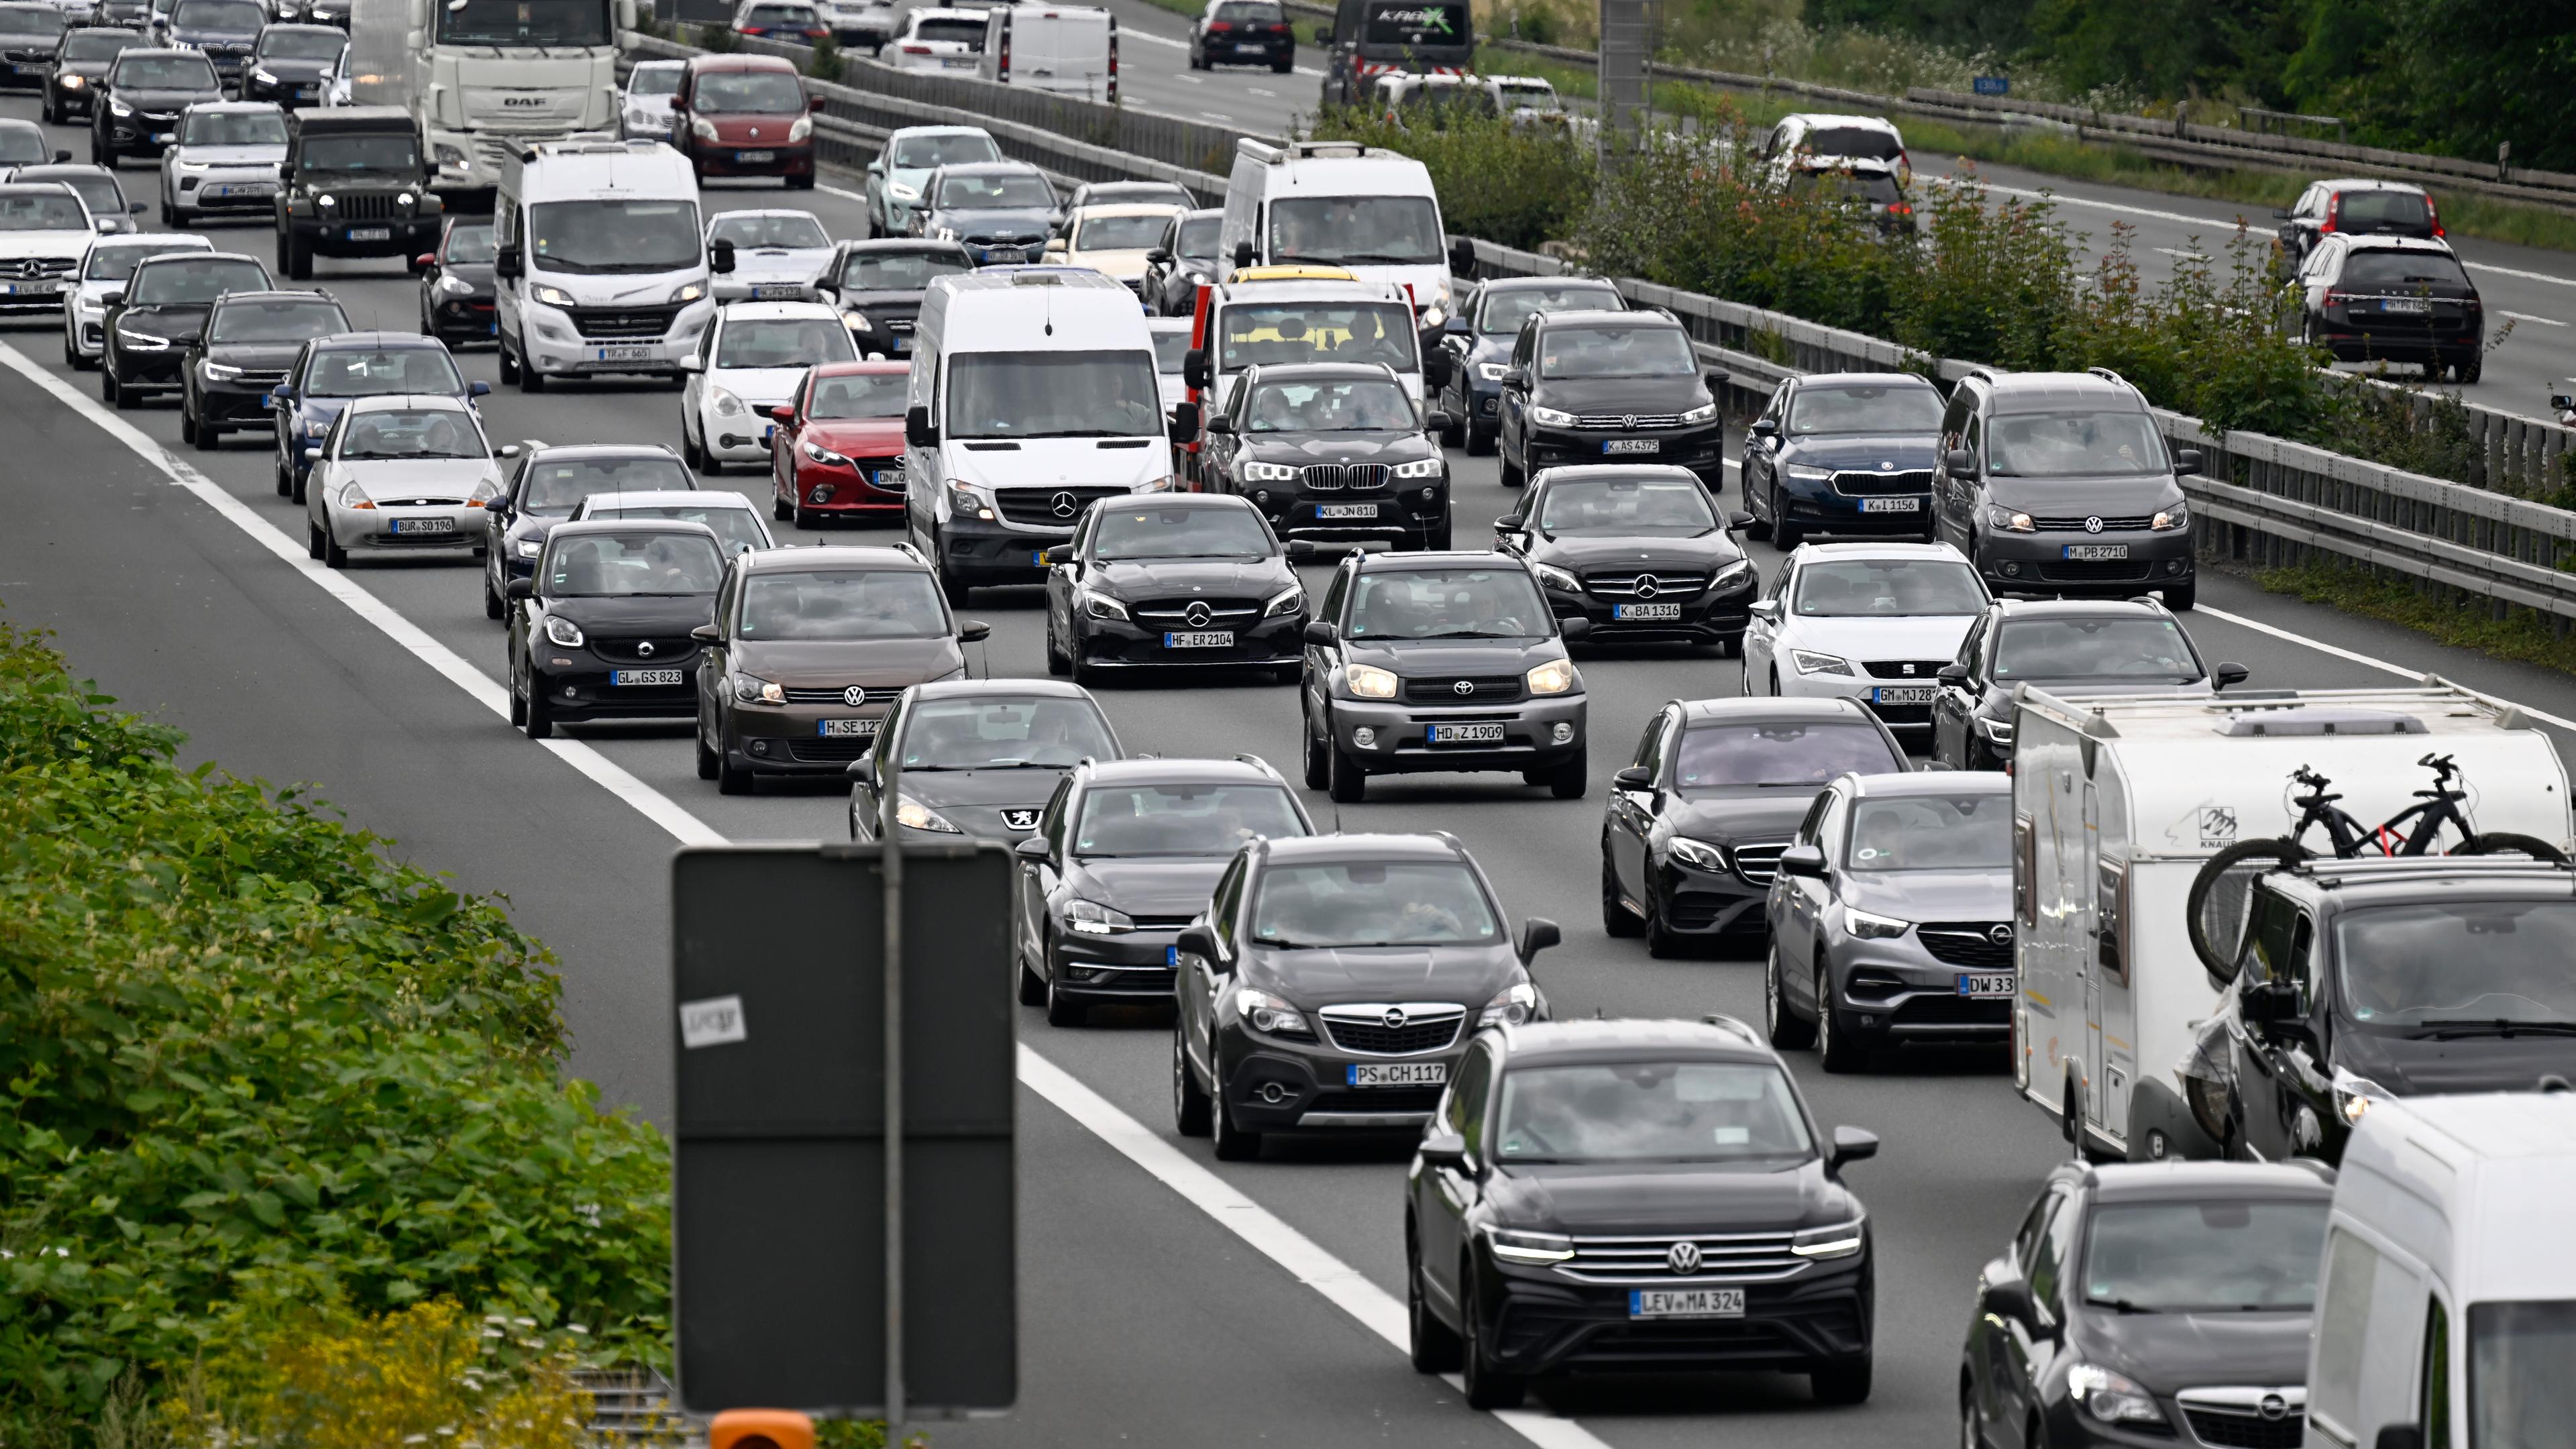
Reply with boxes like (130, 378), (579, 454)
(807, 33), (845, 83)
(1310, 107), (1594, 253)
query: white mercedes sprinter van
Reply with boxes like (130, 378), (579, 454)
(977, 4), (1116, 101)
(1220, 138), (1473, 329)
(494, 138), (715, 392)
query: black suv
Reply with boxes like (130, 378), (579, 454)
(159, 0), (261, 86)
(1495, 308), (1726, 490)
(1432, 274), (1623, 455)
(2288, 235), (2485, 382)
(1014, 753), (1314, 1026)
(180, 288), (350, 450)
(90, 48), (221, 164)
(506, 521), (727, 740)
(1201, 362), (1453, 550)
(42, 26), (142, 125)
(0, 3), (65, 93)
(274, 106), (441, 280)
(241, 23), (347, 109)
(816, 237), (971, 358)
(1495, 464), (1758, 650)
(98, 249), (272, 410)
(481, 444), (696, 619)
(1040, 494), (1311, 685)
(1299, 550), (1589, 803)
(1140, 206), (1221, 317)
(2273, 178), (2443, 272)
(1171, 831), (1556, 1161)
(1404, 1016), (1878, 1409)
(1929, 368), (2201, 609)
(1929, 599), (2243, 771)
(909, 162), (1060, 265)
(1741, 372), (1946, 547)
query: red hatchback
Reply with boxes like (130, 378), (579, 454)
(672, 54), (820, 189)
(771, 362), (909, 527)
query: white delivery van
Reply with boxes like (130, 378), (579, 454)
(494, 138), (715, 391)
(2306, 1089), (2576, 1449)
(2008, 682), (2571, 1163)
(902, 267), (1180, 604)
(977, 4), (1116, 101)
(1221, 138), (1474, 329)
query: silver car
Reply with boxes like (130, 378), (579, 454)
(706, 208), (836, 302)
(303, 393), (504, 568)
(619, 58), (684, 140)
(1762, 769), (2015, 1073)
(62, 231), (213, 369)
(159, 101), (286, 228)
(568, 488), (776, 559)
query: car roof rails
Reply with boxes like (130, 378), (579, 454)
(1234, 751), (1283, 777)
(1699, 1013), (1762, 1046)
(892, 540), (926, 564)
(2085, 366), (2135, 392)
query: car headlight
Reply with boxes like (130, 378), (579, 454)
(1238, 460), (1299, 483)
(1483, 1226), (1574, 1265)
(467, 476), (500, 506)
(896, 794), (963, 834)
(1479, 979), (1536, 1027)
(802, 439), (851, 466)
(438, 274), (474, 297)
(1476, 361), (1508, 381)
(114, 326), (169, 350)
(1391, 457), (1442, 479)
(317, 193), (335, 209)
(1344, 663), (1397, 699)
(1790, 649), (1853, 676)
(1420, 301), (1446, 328)
(1668, 836), (1727, 872)
(841, 308), (875, 332)
(1711, 558), (1754, 591)
(1136, 474), (1177, 493)
(541, 614), (584, 647)
(1081, 590), (1128, 622)
(1785, 464), (1833, 482)
(669, 280), (707, 305)
(945, 480), (994, 521)
(887, 180), (920, 201)
(1988, 506), (2036, 533)
(302, 418), (328, 437)
(1531, 561), (1581, 592)
(2332, 1065), (2394, 1126)
(2153, 504), (2190, 531)
(174, 157), (211, 173)
(109, 97), (131, 115)
(530, 284), (576, 308)
(708, 386), (743, 418)
(1525, 659), (1576, 695)
(1233, 986), (1311, 1038)
(2065, 1364), (2163, 1426)
(201, 360), (242, 380)
(731, 672), (784, 704)
(626, 107), (650, 126)
(1065, 898), (1134, 935)
(786, 113), (812, 143)
(1527, 405), (1578, 427)
(1679, 400), (1718, 423)
(1261, 583), (1304, 619)
(515, 539), (542, 559)
(60, 74), (85, 88)
(1978, 717), (2016, 745)
(1791, 1218), (1866, 1259)
(1843, 908), (1909, 940)
(690, 113), (718, 142)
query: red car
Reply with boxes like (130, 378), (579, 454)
(672, 54), (819, 190)
(771, 361), (908, 527)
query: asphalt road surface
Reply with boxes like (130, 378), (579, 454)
(8, 91), (2576, 1446)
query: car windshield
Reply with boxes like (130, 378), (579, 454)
(2082, 1201), (2326, 1312)
(0, 192), (89, 231)
(1498, 80), (1559, 111)
(0, 126), (44, 166)
(40, 174), (123, 219)
(895, 697), (1117, 769)
(300, 134), (420, 176)
(1091, 506), (1273, 560)
(1176, 213), (1220, 260)
(2336, 189), (2431, 229)
(714, 317), (856, 370)
(1073, 782), (1305, 857)
(85, 239), (207, 280)
(443, 223), (495, 264)
(1081, 184), (1191, 208)
(1672, 722), (1902, 788)
(692, 68), (806, 112)
(436, 0), (612, 46)
(0, 5), (62, 31)
(519, 457), (689, 514)
(1217, 301), (1416, 372)
(837, 250), (968, 290)
(259, 29), (345, 58)
(1800, 125), (1902, 160)
(1075, 213), (1171, 252)
(1213, 0), (1282, 19)
(211, 299), (347, 343)
(806, 371), (906, 419)
(130, 258), (271, 304)
(1150, 329), (1191, 374)
(2340, 251), (2471, 289)
(1267, 195), (1444, 266)
(2471, 1300), (2576, 1449)
(1787, 382), (1943, 435)
(1249, 861), (1499, 947)
(64, 30), (142, 60)
(1793, 559), (1985, 616)
(1992, 618), (2200, 682)
(586, 505), (765, 557)
(1539, 325), (1699, 379)
(1536, 475), (1715, 535)
(1495, 1061), (1815, 1165)
(910, 15), (985, 44)
(529, 199), (701, 274)
(173, 0), (262, 28)
(744, 4), (815, 26)
(303, 346), (464, 397)
(935, 171), (1053, 209)
(1244, 378), (1415, 432)
(739, 569), (947, 640)
(627, 65), (682, 96)
(2334, 901), (2576, 1028)
(712, 213), (830, 250)
(543, 532), (723, 596)
(341, 409), (483, 461)
(946, 350), (1162, 440)
(891, 131), (999, 168)
(1985, 410), (2166, 477)
(1478, 284), (1619, 335)
(1349, 567), (1548, 640)
(183, 110), (286, 146)
(1847, 793), (2010, 871)
(111, 55), (217, 87)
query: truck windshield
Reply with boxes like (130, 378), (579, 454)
(945, 350), (1161, 439)
(437, 0), (612, 47)
(529, 199), (701, 274)
(2334, 900), (2576, 1028)
(2471, 1300), (2576, 1449)
(1267, 195), (1443, 266)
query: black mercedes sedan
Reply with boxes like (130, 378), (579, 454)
(1014, 753), (1313, 1026)
(1497, 309), (1726, 490)
(1740, 371), (1945, 548)
(417, 215), (494, 345)
(1962, 1162), (2331, 1449)
(815, 237), (970, 358)
(41, 26), (142, 125)
(1406, 1016), (1878, 1409)
(180, 288), (349, 449)
(846, 679), (1115, 838)
(239, 23), (346, 109)
(908, 162), (1060, 266)
(99, 249), (272, 410)
(1200, 362), (1454, 550)
(89, 48), (221, 164)
(506, 521), (727, 740)
(1434, 275), (1623, 455)
(1041, 493), (1311, 685)
(1495, 464), (1758, 651)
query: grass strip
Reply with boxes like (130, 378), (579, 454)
(2256, 559), (2576, 677)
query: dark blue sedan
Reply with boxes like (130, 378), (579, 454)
(1740, 372), (1945, 548)
(270, 333), (484, 503)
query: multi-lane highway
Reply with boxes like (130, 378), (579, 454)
(9, 87), (2576, 1446)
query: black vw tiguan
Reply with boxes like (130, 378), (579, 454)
(1496, 309), (1725, 490)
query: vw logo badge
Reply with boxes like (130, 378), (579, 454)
(1453, 679), (1476, 696)
(843, 686), (867, 707)
(1989, 924), (2015, 946)
(1381, 1006), (1408, 1029)
(1666, 1241), (1701, 1275)
(2258, 1395), (2289, 1421)
(1622, 415), (1638, 430)
(1184, 601), (1214, 629)
(637, 641), (655, 657)
(1050, 490), (1080, 519)
(1633, 576), (1660, 600)
(2084, 516), (2105, 534)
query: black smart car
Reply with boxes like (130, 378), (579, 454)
(1040, 494), (1311, 685)
(1497, 308), (1726, 490)
(506, 521), (727, 740)
(275, 106), (441, 280)
(845, 678), (1114, 837)
(180, 288), (350, 450)
(99, 249), (272, 410)
(1433, 275), (1623, 455)
(1405, 1016), (1878, 1409)
(481, 444), (696, 619)
(1741, 371), (1945, 548)
(908, 162), (1060, 266)
(417, 216), (495, 345)
(1172, 831), (1555, 1160)
(240, 23), (347, 109)
(816, 237), (971, 358)
(1201, 362), (1453, 550)
(1299, 550), (1589, 803)
(1928, 599), (2242, 771)
(41, 26), (142, 125)
(1495, 464), (1758, 651)
(1014, 753), (1314, 1025)
(90, 48), (222, 164)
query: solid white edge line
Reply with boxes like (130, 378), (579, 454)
(0, 337), (1601, 1445)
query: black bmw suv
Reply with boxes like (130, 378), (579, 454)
(90, 48), (222, 164)
(180, 288), (350, 450)
(1405, 1016), (1879, 1409)
(1040, 494), (1311, 685)
(1200, 362), (1453, 549)
(1496, 309), (1726, 490)
(1495, 464), (1758, 650)
(1741, 372), (1946, 548)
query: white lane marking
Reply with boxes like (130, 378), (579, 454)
(2199, 604), (2576, 733)
(1199, 110), (1236, 122)
(1250, 87), (1276, 97)
(2499, 309), (2567, 327)
(0, 335), (1603, 1444)
(816, 181), (869, 205)
(2154, 247), (2207, 261)
(1177, 72), (1202, 83)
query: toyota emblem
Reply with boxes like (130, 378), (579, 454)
(1666, 1241), (1702, 1275)
(1453, 680), (1475, 696)
(1633, 576), (1660, 600)
(843, 686), (867, 708)
(1989, 924), (2015, 946)
(1622, 414), (1638, 430)
(637, 641), (655, 657)
(1050, 490), (1080, 519)
(2257, 1395), (2290, 1421)
(1184, 601), (1214, 629)
(1381, 1006), (1409, 1029)
(2084, 516), (2105, 534)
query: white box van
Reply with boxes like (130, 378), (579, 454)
(902, 267), (1181, 604)
(2307, 1089), (2576, 1449)
(977, 4), (1116, 101)
(2008, 683), (2570, 1163)
(494, 138), (715, 390)
(1221, 138), (1472, 330)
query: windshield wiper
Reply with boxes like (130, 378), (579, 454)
(1410, 629), (1523, 639)
(2417, 1019), (2576, 1039)
(1322, 252), (1438, 264)
(2085, 1297), (2161, 1313)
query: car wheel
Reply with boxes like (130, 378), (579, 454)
(1211, 1091), (1261, 1161)
(695, 715), (720, 780)
(2457, 354), (2484, 385)
(1018, 931), (1049, 1004)
(290, 460), (309, 506)
(792, 498), (818, 530)
(1815, 959), (1864, 1073)
(1601, 846), (1642, 937)
(497, 337), (520, 384)
(1717, 630), (1743, 659)
(517, 339), (545, 392)
(508, 657), (527, 725)
(1644, 875), (1686, 959)
(1547, 747), (1587, 800)
(1464, 422), (1495, 456)
(306, 518), (324, 559)
(1418, 517), (1451, 550)
(101, 366), (123, 409)
(523, 676), (554, 739)
(1811, 1354), (1873, 1406)
(938, 562), (971, 610)
(1326, 736), (1366, 803)
(1766, 941), (1815, 1048)
(1438, 407), (1464, 449)
(1042, 949), (1084, 1027)
(1069, 641), (1103, 688)
(282, 229), (311, 280)
(716, 747), (753, 796)
(1497, 452), (1523, 489)
(177, 405), (196, 447)
(1271, 54), (1293, 73)
(1962, 1384), (1987, 1449)
(1171, 1027), (1212, 1136)
(1044, 617), (1070, 676)
(484, 569), (504, 621)
(1407, 1238), (1463, 1373)
(322, 527), (349, 570)
(2163, 580), (2196, 612)
(1302, 704), (1330, 789)
(1743, 473), (1774, 539)
(1772, 483), (1806, 549)
(1458, 1273), (1525, 1409)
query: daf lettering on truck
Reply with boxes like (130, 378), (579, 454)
(493, 138), (712, 389)
(346, 0), (631, 191)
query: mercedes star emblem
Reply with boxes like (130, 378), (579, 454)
(1184, 601), (1214, 629)
(1050, 490), (1080, 519)
(636, 641), (655, 657)
(1381, 1006), (1408, 1029)
(1989, 924), (2016, 946)
(1453, 679), (1476, 696)
(1633, 576), (1660, 600)
(2084, 516), (2105, 534)
(1666, 1241), (1702, 1275)
(843, 686), (867, 708)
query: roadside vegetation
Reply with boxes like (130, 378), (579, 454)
(2254, 561), (2576, 678)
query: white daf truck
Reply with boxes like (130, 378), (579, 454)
(346, 0), (631, 193)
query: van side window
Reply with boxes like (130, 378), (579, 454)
(1939, 382), (1976, 449)
(2422, 1295), (2451, 1449)
(2311, 1230), (2383, 1437)
(1960, 417), (1982, 474)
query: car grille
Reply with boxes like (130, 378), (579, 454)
(561, 303), (682, 340)
(1862, 700), (1933, 727)
(0, 257), (76, 281)
(2036, 559), (2153, 583)
(591, 636), (698, 665)
(1559, 1230), (1803, 1284)
(782, 684), (906, 705)
(1132, 598), (1260, 626)
(2177, 1390), (2306, 1449)
(1, 45), (52, 64)
(1729, 841), (1790, 885)
(994, 485), (1130, 527)
(326, 192), (406, 222)
(1316, 1004), (1464, 1056)
(964, 233), (1043, 248)
(1299, 463), (1389, 491)
(368, 495), (467, 507)
(1566, 411), (1687, 429)
(1917, 922), (2015, 969)
(881, 316), (914, 333)
(1401, 674), (1522, 704)
(788, 736), (875, 763)
(1861, 659), (1947, 679)
(1829, 468), (1934, 496)
(2033, 514), (2155, 532)
(222, 368), (290, 387)
(1581, 570), (1705, 598)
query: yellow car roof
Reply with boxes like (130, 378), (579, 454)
(1232, 265), (1358, 282)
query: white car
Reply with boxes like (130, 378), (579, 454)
(888, 7), (987, 76)
(62, 231), (213, 369)
(303, 394), (506, 570)
(678, 301), (858, 476)
(158, 101), (287, 228)
(1045, 202), (1183, 297)
(815, 0), (894, 50)
(1759, 113), (1911, 189)
(569, 488), (777, 557)
(0, 182), (101, 329)
(620, 58), (685, 141)
(707, 208), (835, 303)
(1741, 541), (1990, 745)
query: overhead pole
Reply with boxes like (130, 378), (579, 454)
(879, 761), (905, 1449)
(1598, 0), (1649, 163)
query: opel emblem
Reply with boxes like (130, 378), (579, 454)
(843, 686), (867, 707)
(2258, 1395), (2289, 1421)
(1453, 679), (1475, 696)
(637, 641), (655, 657)
(2084, 516), (2104, 534)
(1184, 600), (1214, 629)
(1050, 490), (1079, 519)
(1667, 1241), (1701, 1275)
(1622, 414), (1638, 429)
(1633, 576), (1660, 600)
(1381, 1006), (1408, 1029)
(1989, 924), (2015, 946)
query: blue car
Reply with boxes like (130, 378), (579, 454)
(1434, 274), (1624, 455)
(270, 331), (486, 502)
(1739, 371), (1946, 549)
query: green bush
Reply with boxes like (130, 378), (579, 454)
(807, 33), (845, 83)
(0, 620), (670, 1440)
(1310, 107), (1594, 253)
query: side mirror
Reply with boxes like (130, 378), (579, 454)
(1828, 1124), (1879, 1167)
(1778, 843), (1827, 879)
(1746, 598), (1781, 624)
(2174, 449), (2203, 477)
(2269, 208), (2292, 221)
(1443, 311), (1473, 335)
(1301, 620), (1336, 647)
(690, 623), (721, 643)
(1613, 765), (1652, 790)
(1945, 447), (1975, 475)
(708, 238), (735, 275)
(1176, 922), (1223, 968)
(494, 246), (521, 280)
(2213, 661), (2249, 690)
(469, 380), (492, 398)
(100, 288), (125, 307)
(1182, 347), (1208, 391)
(1704, 369), (1729, 393)
(1203, 413), (1235, 435)
(1145, 246), (1172, 265)
(97, 217), (117, 233)
(958, 621), (991, 643)
(414, 252), (436, 268)
(1515, 916), (1560, 963)
(1558, 616), (1591, 639)
(1748, 417), (1778, 437)
(845, 756), (873, 780)
(130, 201), (147, 215)
(1937, 663), (1970, 686)
(1043, 237), (1068, 254)
(270, 382), (296, 401)
(678, 356), (704, 372)
(810, 94), (825, 112)
(1446, 235), (1475, 278)
(1425, 409), (1453, 434)
(1984, 1270), (2039, 1330)
(1167, 401), (1199, 443)
(53, 148), (72, 164)
(1503, 365), (1528, 389)
(1421, 353), (1452, 391)
(1231, 238), (1255, 269)
(1014, 835), (1051, 862)
(1284, 537), (1318, 561)
(1038, 544), (1075, 566)
(904, 405), (938, 447)
(2241, 979), (2296, 1028)
(1727, 510), (1755, 530)
(505, 578), (535, 600)
(768, 404), (796, 423)
(2375, 1428), (2424, 1449)
(1416, 1130), (1469, 1170)
(2554, 393), (2576, 413)
(302, 447), (323, 462)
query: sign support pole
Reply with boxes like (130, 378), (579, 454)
(879, 761), (906, 1448)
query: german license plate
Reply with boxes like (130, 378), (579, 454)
(2062, 543), (2129, 561)
(204, 184), (239, 199)
(1163, 631), (1234, 648)
(1316, 502), (1377, 519)
(1602, 438), (1660, 454)
(1613, 602), (1680, 621)
(870, 465), (903, 488)
(985, 248), (1025, 264)
(1859, 496), (1921, 513)
(9, 63), (38, 74)
(297, 85), (317, 97)
(347, 226), (390, 241)
(1429, 722), (1505, 745)
(2381, 298), (2431, 314)
(944, 56), (973, 68)
(752, 283), (802, 299)
(1348, 1061), (1446, 1087)
(1872, 686), (1936, 705)
(1958, 971), (2016, 997)
(388, 516), (453, 535)
(0, 281), (57, 296)
(736, 150), (775, 162)
(1630, 1287), (1744, 1320)
(612, 668), (683, 686)
(818, 718), (881, 737)
(152, 131), (175, 143)
(595, 345), (655, 362)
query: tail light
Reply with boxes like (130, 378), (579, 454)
(996, 18), (1008, 74)
(2320, 192), (2340, 235)
(901, 42), (929, 52)
(2426, 195), (2444, 237)
(1107, 27), (1117, 104)
(1206, 17), (1229, 29)
(1886, 202), (1913, 217)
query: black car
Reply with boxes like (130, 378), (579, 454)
(481, 445), (697, 618)
(1171, 832), (1554, 1160)
(1186, 0), (1292, 71)
(159, 0), (260, 85)
(180, 288), (348, 449)
(1962, 1162), (2332, 1449)
(816, 237), (971, 358)
(2290, 235), (2485, 383)
(15, 163), (143, 234)
(2274, 178), (2443, 273)
(90, 48), (221, 163)
(1299, 549), (1589, 803)
(1497, 309), (1726, 490)
(417, 215), (494, 345)
(1404, 1016), (1878, 1409)
(506, 521), (728, 740)
(274, 105), (441, 280)
(1600, 696), (1908, 957)
(271, 330), (475, 501)
(41, 26), (143, 124)
(1140, 206), (1220, 317)
(846, 679), (1115, 839)
(1928, 600), (2243, 771)
(1495, 464), (1758, 650)
(1013, 753), (1314, 1026)
(1040, 494), (1311, 685)
(98, 248), (271, 409)
(97, 0), (152, 26)
(0, 2), (66, 91)
(910, 162), (1059, 266)
(1200, 362), (1454, 549)
(1741, 372), (1945, 547)
(1434, 275), (1623, 455)
(240, 23), (345, 108)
